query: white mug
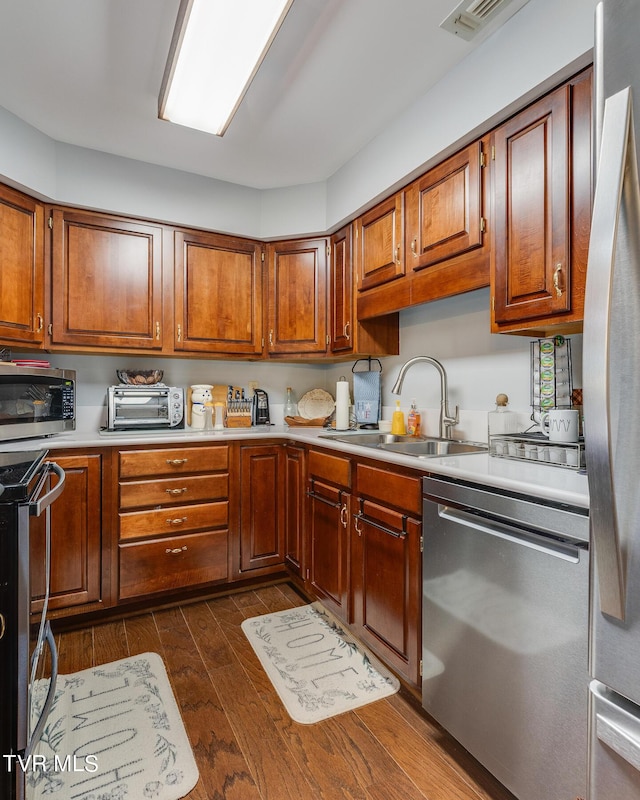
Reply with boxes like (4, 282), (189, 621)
(540, 408), (579, 443)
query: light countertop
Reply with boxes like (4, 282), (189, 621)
(2, 424), (589, 510)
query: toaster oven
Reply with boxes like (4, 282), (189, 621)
(107, 385), (184, 430)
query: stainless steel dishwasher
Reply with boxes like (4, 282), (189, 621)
(422, 474), (589, 800)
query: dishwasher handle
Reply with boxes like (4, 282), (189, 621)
(438, 505), (583, 563)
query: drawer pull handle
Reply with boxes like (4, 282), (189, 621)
(166, 517), (187, 525)
(553, 263), (564, 298)
(166, 546), (187, 555)
(340, 503), (348, 528)
(165, 487), (187, 495)
(166, 458), (188, 465)
(0, 613), (5, 640)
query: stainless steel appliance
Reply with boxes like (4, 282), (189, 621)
(107, 384), (184, 430)
(0, 366), (75, 441)
(252, 389), (270, 426)
(0, 451), (65, 800)
(583, 2), (640, 796)
(422, 474), (589, 800)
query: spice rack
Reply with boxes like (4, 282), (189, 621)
(489, 432), (585, 470)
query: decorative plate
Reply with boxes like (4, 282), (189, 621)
(298, 388), (335, 420)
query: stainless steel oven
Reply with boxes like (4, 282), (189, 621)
(107, 385), (184, 430)
(0, 366), (75, 442)
(0, 451), (65, 800)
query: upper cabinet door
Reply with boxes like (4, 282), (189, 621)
(174, 229), (263, 356)
(405, 141), (485, 271)
(355, 193), (404, 290)
(0, 184), (44, 346)
(492, 84), (572, 324)
(266, 238), (328, 355)
(51, 209), (164, 350)
(330, 224), (353, 354)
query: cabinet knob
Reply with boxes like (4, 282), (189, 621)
(165, 546), (187, 555)
(553, 263), (564, 298)
(165, 487), (187, 495)
(166, 458), (188, 465)
(166, 517), (187, 525)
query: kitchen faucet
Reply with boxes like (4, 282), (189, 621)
(391, 356), (459, 439)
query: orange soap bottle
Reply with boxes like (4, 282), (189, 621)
(407, 399), (421, 436)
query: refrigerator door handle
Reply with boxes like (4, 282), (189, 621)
(596, 712), (640, 773)
(583, 87), (640, 620)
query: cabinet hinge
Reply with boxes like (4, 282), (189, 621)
(491, 145), (496, 161)
(480, 150), (486, 168)
(420, 535), (424, 553)
(48, 216), (53, 229)
(327, 244), (331, 258)
(306, 568), (310, 580)
(419, 659), (423, 678)
(261, 251), (265, 262)
(480, 217), (486, 233)
(491, 296), (495, 311)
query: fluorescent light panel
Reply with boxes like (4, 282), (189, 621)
(159, 0), (294, 137)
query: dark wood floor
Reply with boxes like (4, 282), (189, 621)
(48, 583), (515, 800)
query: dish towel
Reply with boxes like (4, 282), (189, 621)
(353, 359), (382, 425)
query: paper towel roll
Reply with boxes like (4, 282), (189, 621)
(335, 378), (350, 430)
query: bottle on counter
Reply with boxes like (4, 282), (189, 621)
(391, 399), (407, 435)
(488, 393), (519, 440)
(407, 399), (421, 436)
(283, 387), (297, 419)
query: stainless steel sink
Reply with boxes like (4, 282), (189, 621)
(318, 432), (487, 458)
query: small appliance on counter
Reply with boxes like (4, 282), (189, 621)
(106, 372), (184, 430)
(0, 364), (75, 441)
(252, 389), (270, 425)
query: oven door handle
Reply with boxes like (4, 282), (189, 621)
(29, 462), (65, 517)
(26, 621), (58, 757)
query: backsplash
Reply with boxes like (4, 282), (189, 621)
(16, 288), (582, 442)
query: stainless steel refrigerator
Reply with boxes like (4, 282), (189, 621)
(583, 1), (640, 797)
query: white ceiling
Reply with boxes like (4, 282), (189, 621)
(0, 0), (529, 190)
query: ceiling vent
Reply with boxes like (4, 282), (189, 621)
(440, 0), (529, 41)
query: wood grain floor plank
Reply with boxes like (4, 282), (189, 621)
(154, 606), (262, 800)
(181, 600), (235, 670)
(252, 584), (307, 613)
(387, 694), (516, 800)
(124, 612), (164, 657)
(92, 619), (128, 665)
(56, 628), (93, 674)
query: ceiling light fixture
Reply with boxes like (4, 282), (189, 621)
(159, 0), (295, 137)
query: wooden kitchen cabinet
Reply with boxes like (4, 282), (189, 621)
(49, 207), (164, 351)
(117, 444), (230, 601)
(406, 139), (491, 307)
(491, 67), (592, 334)
(30, 452), (104, 615)
(0, 184), (45, 347)
(351, 462), (422, 687)
(355, 193), (405, 290)
(266, 238), (328, 356)
(238, 443), (285, 574)
(306, 449), (351, 622)
(174, 228), (264, 356)
(330, 223), (400, 357)
(284, 442), (306, 577)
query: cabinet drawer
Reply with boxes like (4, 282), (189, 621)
(119, 445), (229, 478)
(119, 473), (228, 510)
(118, 529), (228, 600)
(355, 463), (421, 516)
(308, 449), (351, 488)
(119, 500), (228, 541)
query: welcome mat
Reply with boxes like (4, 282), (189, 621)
(28, 652), (198, 800)
(241, 603), (400, 724)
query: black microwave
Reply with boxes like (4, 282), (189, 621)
(0, 365), (76, 441)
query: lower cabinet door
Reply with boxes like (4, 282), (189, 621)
(118, 529), (229, 600)
(30, 453), (103, 614)
(308, 480), (350, 622)
(239, 445), (285, 572)
(351, 499), (421, 686)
